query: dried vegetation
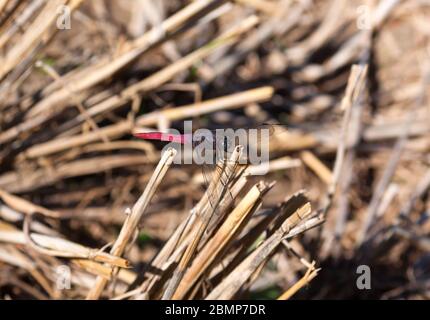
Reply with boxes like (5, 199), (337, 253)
(0, 0), (429, 300)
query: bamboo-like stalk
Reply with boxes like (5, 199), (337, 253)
(206, 193), (312, 299)
(319, 64), (368, 216)
(0, 1), (230, 145)
(0, 154), (152, 193)
(0, 188), (60, 218)
(277, 262), (320, 300)
(0, 0), (45, 49)
(72, 259), (137, 284)
(23, 121), (133, 160)
(162, 146), (243, 300)
(57, 15), (261, 131)
(0, 0), (84, 80)
(86, 147), (177, 299)
(0, 0), (8, 15)
(25, 0), (227, 118)
(22, 86), (273, 159)
(124, 15), (259, 97)
(0, 245), (59, 298)
(172, 181), (273, 299)
(136, 86), (273, 127)
(300, 151), (332, 185)
(0, 220), (129, 268)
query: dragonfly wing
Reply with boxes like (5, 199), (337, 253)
(201, 159), (238, 214)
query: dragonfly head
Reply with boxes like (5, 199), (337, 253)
(192, 131), (214, 147)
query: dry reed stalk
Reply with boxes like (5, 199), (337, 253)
(318, 64), (368, 257)
(54, 140), (157, 163)
(193, 150), (246, 223)
(286, 0), (346, 65)
(269, 130), (318, 152)
(86, 147), (177, 299)
(207, 181), (249, 233)
(296, 0), (400, 82)
(0, 154), (152, 193)
(0, 220), (129, 267)
(284, 214), (325, 239)
(0, 0), (45, 49)
(277, 262), (320, 300)
(125, 15), (259, 97)
(71, 259), (113, 280)
(0, 0), (229, 145)
(133, 174), (244, 297)
(0, 188), (60, 218)
(133, 185), (234, 296)
(136, 86), (273, 127)
(20, 86), (272, 160)
(162, 146), (244, 299)
(61, 15), (259, 131)
(356, 63), (430, 246)
(392, 227), (430, 251)
(133, 168), (252, 296)
(208, 208), (283, 282)
(72, 259), (137, 284)
(0, 203), (58, 236)
(0, 245), (58, 298)
(399, 169), (430, 218)
(206, 193), (313, 299)
(235, 0), (278, 14)
(172, 181), (273, 299)
(24, 0), (226, 118)
(0, 0), (84, 80)
(207, 0), (311, 82)
(23, 121), (133, 159)
(0, 0), (8, 15)
(319, 64), (368, 217)
(34, 60), (109, 144)
(136, 213), (198, 294)
(300, 151), (332, 185)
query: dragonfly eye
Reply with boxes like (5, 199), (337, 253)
(193, 133), (212, 147)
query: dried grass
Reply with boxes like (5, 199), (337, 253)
(0, 0), (429, 300)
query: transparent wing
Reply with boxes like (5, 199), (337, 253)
(201, 160), (232, 215)
(197, 123), (287, 219)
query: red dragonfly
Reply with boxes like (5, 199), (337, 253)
(133, 123), (280, 158)
(133, 123), (285, 212)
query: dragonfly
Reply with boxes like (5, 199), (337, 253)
(133, 123), (286, 214)
(133, 123), (281, 161)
